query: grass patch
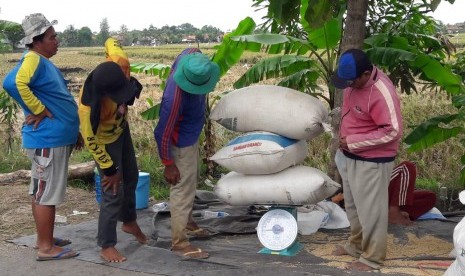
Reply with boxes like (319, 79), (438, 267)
(0, 143), (30, 173)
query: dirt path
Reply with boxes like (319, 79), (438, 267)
(0, 182), (100, 243)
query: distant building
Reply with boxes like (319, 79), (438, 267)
(445, 23), (465, 34)
(181, 35), (196, 43)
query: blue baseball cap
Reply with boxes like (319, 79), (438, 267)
(331, 49), (373, 89)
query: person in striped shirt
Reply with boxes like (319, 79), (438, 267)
(154, 48), (220, 259)
(387, 161), (436, 225)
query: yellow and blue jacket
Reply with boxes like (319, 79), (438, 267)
(2, 50), (79, 148)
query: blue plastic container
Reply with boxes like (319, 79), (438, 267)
(94, 170), (150, 209)
(94, 168), (101, 204)
(136, 172), (150, 209)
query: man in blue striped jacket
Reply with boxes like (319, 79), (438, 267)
(154, 48), (220, 259)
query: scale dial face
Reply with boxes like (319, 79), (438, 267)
(256, 209), (298, 251)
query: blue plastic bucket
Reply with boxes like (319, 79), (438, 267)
(94, 168), (101, 204)
(94, 170), (150, 209)
(136, 172), (150, 209)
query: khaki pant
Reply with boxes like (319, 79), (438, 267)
(169, 142), (199, 249)
(337, 150), (394, 269)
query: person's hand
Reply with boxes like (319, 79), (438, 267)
(164, 164), (180, 185)
(74, 133), (84, 151)
(101, 171), (122, 195)
(331, 193), (344, 203)
(339, 136), (348, 150)
(115, 104), (128, 119)
(25, 108), (53, 129)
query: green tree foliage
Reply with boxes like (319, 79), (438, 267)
(60, 26), (93, 47)
(0, 20), (23, 49)
(77, 27), (93, 46)
(61, 25), (79, 47)
(96, 18), (110, 46)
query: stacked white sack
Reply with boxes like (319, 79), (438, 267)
(209, 131), (307, 175)
(209, 85), (329, 140)
(214, 165), (340, 206)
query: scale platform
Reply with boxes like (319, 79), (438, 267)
(256, 206), (302, 256)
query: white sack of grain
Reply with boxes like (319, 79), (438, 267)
(209, 85), (329, 140)
(214, 165), (340, 206)
(210, 131), (307, 174)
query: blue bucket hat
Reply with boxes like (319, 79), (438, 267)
(173, 53), (220, 95)
(331, 49), (373, 89)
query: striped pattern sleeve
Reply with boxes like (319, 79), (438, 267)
(348, 80), (401, 152)
(157, 84), (182, 165)
(16, 52), (45, 115)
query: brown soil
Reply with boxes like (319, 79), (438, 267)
(0, 182), (100, 243)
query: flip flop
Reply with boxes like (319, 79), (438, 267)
(36, 248), (79, 261)
(34, 237), (72, 249)
(185, 228), (213, 239)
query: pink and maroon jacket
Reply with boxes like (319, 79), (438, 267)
(340, 66), (403, 161)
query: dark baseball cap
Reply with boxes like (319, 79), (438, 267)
(331, 49), (373, 89)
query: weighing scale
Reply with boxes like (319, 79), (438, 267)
(256, 206), (303, 256)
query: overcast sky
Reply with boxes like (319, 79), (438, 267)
(0, 0), (463, 33)
(0, 0), (267, 32)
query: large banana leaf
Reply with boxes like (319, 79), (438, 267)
(212, 17), (256, 76)
(305, 18), (341, 50)
(140, 99), (161, 121)
(300, 0), (333, 30)
(366, 46), (465, 94)
(413, 54), (464, 94)
(230, 17), (341, 54)
(130, 63), (171, 79)
(452, 94), (465, 108)
(404, 113), (464, 152)
(277, 69), (322, 96)
(229, 33), (314, 56)
(233, 55), (319, 88)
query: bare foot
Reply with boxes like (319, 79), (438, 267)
(122, 220), (147, 244)
(186, 221), (200, 231)
(332, 245), (349, 256)
(172, 245), (209, 259)
(346, 261), (376, 271)
(389, 207), (412, 225)
(100, 247), (127, 263)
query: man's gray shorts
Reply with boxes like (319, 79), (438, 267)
(27, 145), (72, 205)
